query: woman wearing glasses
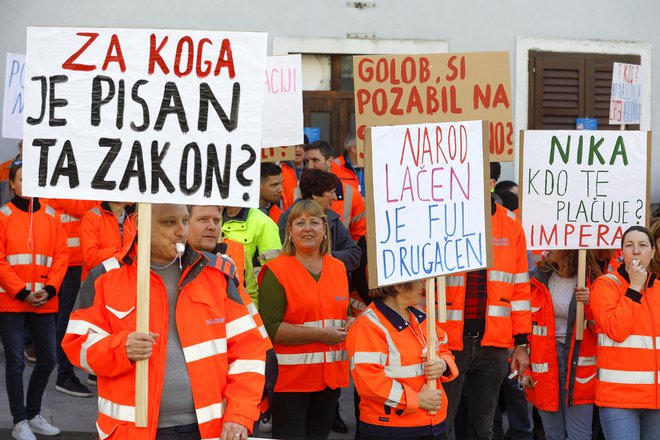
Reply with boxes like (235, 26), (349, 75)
(259, 199), (351, 439)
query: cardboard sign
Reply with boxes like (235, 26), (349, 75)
(520, 130), (650, 249)
(23, 27), (267, 206)
(261, 146), (295, 162)
(262, 55), (302, 148)
(2, 52), (26, 139)
(365, 120), (492, 287)
(354, 52), (513, 166)
(609, 62), (641, 125)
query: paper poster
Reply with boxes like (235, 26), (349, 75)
(2, 52), (26, 139)
(261, 55), (303, 148)
(609, 62), (641, 125)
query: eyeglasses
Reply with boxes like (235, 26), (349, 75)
(292, 218), (324, 229)
(12, 160), (22, 166)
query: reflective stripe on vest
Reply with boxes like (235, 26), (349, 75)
(351, 211), (366, 224)
(81, 332), (108, 374)
(66, 319), (111, 337)
(598, 333), (654, 350)
(598, 368), (657, 385)
(247, 302), (268, 339)
(60, 213), (80, 223)
(277, 352), (325, 365)
(577, 356), (597, 366)
(343, 185), (353, 229)
(531, 362), (549, 373)
(350, 351), (388, 369)
(183, 338), (227, 363)
(26, 282), (45, 291)
(45, 206), (55, 217)
(385, 363), (424, 379)
(446, 276), (464, 287)
(196, 400), (226, 425)
(386, 381), (404, 407)
(488, 305), (511, 318)
(511, 300), (531, 312)
(228, 359), (265, 375)
(531, 306), (541, 313)
(67, 237), (80, 247)
(226, 314), (256, 339)
(102, 258), (121, 272)
(0, 205), (12, 216)
(326, 350), (349, 363)
(489, 270), (530, 284)
(532, 325), (547, 337)
(98, 396), (135, 422)
(7, 253), (53, 267)
(300, 319), (347, 328)
(604, 273), (622, 285)
(446, 309), (463, 321)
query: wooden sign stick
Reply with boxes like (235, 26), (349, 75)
(575, 249), (587, 341)
(425, 277), (437, 415)
(436, 276), (447, 323)
(135, 203), (152, 427)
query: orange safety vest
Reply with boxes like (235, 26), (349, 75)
(261, 254), (350, 392)
(525, 275), (597, 411)
(47, 199), (97, 267)
(280, 162), (301, 210)
(440, 205), (532, 350)
(63, 249), (266, 439)
(591, 266), (660, 409)
(0, 199), (68, 313)
(347, 301), (459, 435)
(80, 202), (136, 280)
(330, 181), (366, 242)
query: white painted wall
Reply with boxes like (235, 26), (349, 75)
(1, 0), (659, 198)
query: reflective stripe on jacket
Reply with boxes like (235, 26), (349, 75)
(330, 180), (366, 242)
(62, 248), (266, 439)
(591, 266), (660, 409)
(347, 301), (458, 434)
(525, 274), (597, 411)
(47, 199), (97, 267)
(440, 205), (531, 350)
(262, 254), (349, 392)
(0, 200), (68, 313)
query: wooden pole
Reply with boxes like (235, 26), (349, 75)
(425, 277), (437, 415)
(436, 276), (447, 323)
(135, 203), (152, 427)
(575, 249), (587, 341)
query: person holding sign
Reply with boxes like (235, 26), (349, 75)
(258, 199), (350, 440)
(63, 203), (266, 440)
(347, 280), (459, 440)
(524, 250), (601, 440)
(0, 160), (69, 440)
(590, 226), (660, 440)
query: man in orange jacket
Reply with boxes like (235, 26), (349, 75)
(64, 204), (266, 440)
(259, 163), (283, 224)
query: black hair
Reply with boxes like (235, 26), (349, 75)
(260, 162), (282, 179)
(494, 180), (518, 193)
(494, 190), (518, 211)
(304, 140), (335, 160)
(299, 168), (339, 199)
(621, 226), (655, 249)
(489, 162), (501, 182)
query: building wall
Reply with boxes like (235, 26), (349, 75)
(1, 0), (658, 198)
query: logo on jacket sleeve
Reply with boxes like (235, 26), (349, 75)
(206, 317), (225, 325)
(493, 237), (509, 247)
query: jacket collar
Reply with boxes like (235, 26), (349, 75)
(617, 262), (657, 287)
(374, 299), (426, 332)
(224, 207), (249, 223)
(100, 201), (135, 216)
(11, 196), (40, 213)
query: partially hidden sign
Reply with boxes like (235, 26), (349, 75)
(521, 130), (650, 250)
(2, 52), (26, 139)
(609, 62), (641, 125)
(365, 120), (492, 287)
(23, 27), (267, 206)
(354, 52), (513, 166)
(261, 54), (303, 148)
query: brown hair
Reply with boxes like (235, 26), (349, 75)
(369, 281), (421, 299)
(281, 200), (331, 256)
(537, 249), (602, 280)
(649, 221), (660, 277)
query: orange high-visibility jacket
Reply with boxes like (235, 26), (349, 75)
(441, 204), (531, 350)
(330, 181), (366, 242)
(0, 198), (68, 313)
(63, 248), (266, 439)
(47, 199), (97, 267)
(347, 301), (458, 436)
(263, 203), (282, 224)
(80, 202), (136, 280)
(261, 254), (350, 392)
(525, 273), (597, 411)
(331, 158), (360, 192)
(280, 162), (301, 210)
(591, 266), (660, 409)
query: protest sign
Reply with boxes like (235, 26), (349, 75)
(23, 27), (267, 207)
(609, 62), (641, 125)
(261, 54), (302, 148)
(365, 120), (492, 287)
(520, 130), (650, 249)
(2, 53), (26, 139)
(354, 52), (513, 166)
(261, 146), (295, 162)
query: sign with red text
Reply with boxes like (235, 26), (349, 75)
(520, 130), (650, 249)
(2, 52), (25, 139)
(262, 55), (302, 148)
(261, 146), (295, 162)
(23, 27), (267, 206)
(609, 62), (641, 125)
(354, 52), (513, 166)
(365, 120), (492, 287)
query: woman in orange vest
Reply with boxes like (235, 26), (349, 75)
(347, 280), (459, 439)
(591, 226), (660, 440)
(525, 250), (601, 440)
(0, 160), (68, 439)
(258, 199), (350, 439)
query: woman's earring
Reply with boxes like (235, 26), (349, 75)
(324, 234), (327, 239)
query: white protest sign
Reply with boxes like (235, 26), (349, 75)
(2, 53), (26, 139)
(23, 27), (267, 206)
(521, 130), (650, 249)
(366, 120), (491, 287)
(609, 62), (641, 125)
(262, 55), (302, 147)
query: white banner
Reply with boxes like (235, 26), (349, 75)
(262, 55), (303, 147)
(521, 130), (649, 249)
(2, 52), (26, 139)
(23, 27), (267, 206)
(368, 120), (490, 286)
(609, 62), (641, 125)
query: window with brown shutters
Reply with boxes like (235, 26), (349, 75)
(528, 51), (640, 130)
